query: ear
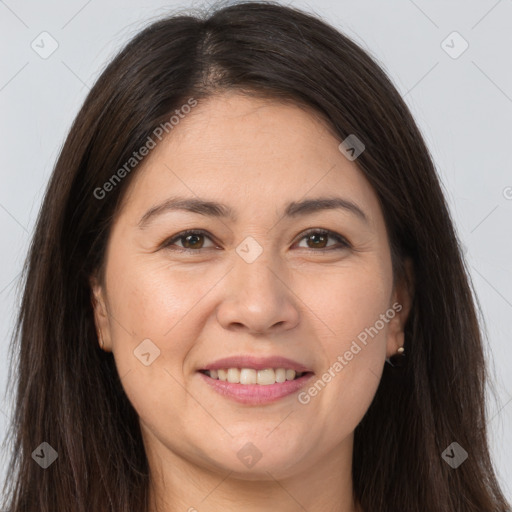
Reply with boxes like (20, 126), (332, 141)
(386, 257), (414, 359)
(89, 274), (113, 352)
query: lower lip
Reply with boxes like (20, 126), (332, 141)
(198, 371), (315, 405)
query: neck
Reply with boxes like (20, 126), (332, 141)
(144, 427), (361, 512)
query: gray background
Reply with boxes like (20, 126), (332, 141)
(1, 0), (511, 499)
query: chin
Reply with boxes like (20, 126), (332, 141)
(196, 439), (307, 480)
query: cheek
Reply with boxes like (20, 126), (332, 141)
(299, 256), (392, 349)
(108, 254), (211, 344)
(295, 258), (391, 422)
(104, 257), (209, 407)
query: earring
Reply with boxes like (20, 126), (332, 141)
(386, 346), (405, 367)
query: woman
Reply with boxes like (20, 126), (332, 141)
(2, 1), (510, 511)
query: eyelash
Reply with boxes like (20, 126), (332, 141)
(161, 228), (351, 253)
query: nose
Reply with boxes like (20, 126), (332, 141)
(216, 251), (300, 335)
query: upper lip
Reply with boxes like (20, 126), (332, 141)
(199, 355), (313, 373)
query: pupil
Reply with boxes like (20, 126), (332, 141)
(184, 234), (202, 249)
(308, 233), (326, 248)
(183, 233), (328, 250)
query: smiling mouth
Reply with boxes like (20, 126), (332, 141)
(198, 368), (313, 385)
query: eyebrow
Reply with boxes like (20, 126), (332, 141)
(137, 195), (369, 228)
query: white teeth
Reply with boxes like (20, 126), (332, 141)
(285, 369), (296, 381)
(227, 368), (240, 383)
(205, 367), (305, 384)
(275, 368), (286, 383)
(257, 368), (275, 385)
(240, 368), (257, 384)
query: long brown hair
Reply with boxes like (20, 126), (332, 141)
(2, 1), (510, 510)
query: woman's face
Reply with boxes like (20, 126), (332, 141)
(91, 92), (411, 480)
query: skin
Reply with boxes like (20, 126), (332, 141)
(90, 91), (413, 512)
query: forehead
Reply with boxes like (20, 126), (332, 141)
(118, 92), (382, 227)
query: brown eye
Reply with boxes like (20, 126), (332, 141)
(181, 233), (204, 249)
(163, 230), (217, 252)
(305, 232), (329, 249)
(162, 228), (350, 254)
(296, 229), (350, 251)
